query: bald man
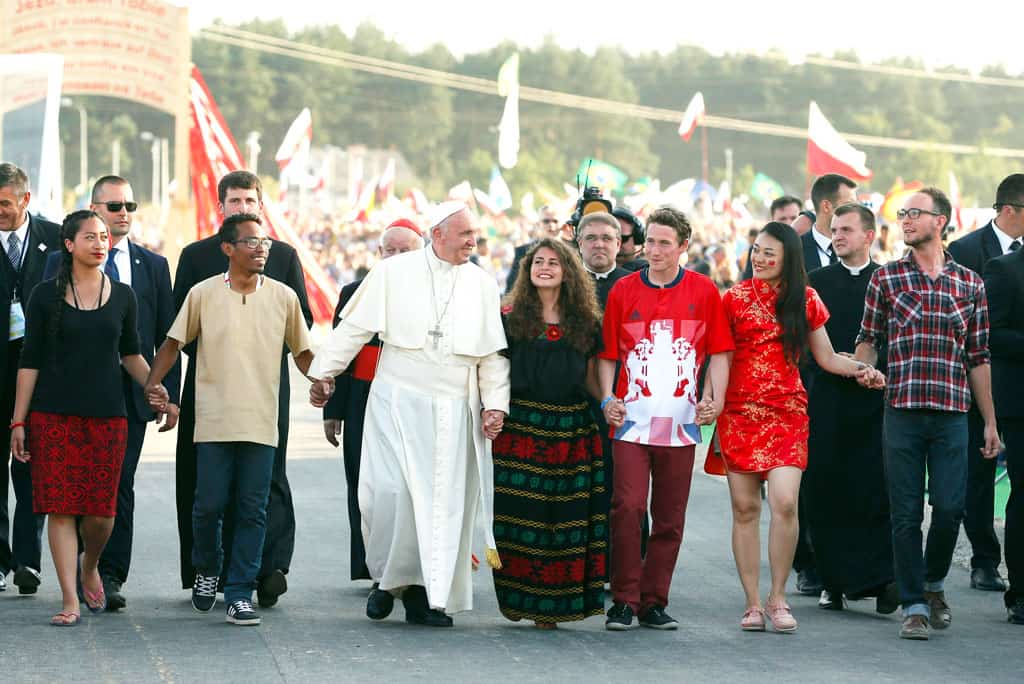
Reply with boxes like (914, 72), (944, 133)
(323, 221), (423, 603)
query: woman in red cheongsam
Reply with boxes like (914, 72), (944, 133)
(699, 222), (884, 634)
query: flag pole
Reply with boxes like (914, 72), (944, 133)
(701, 126), (709, 183)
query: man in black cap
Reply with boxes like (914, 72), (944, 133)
(613, 206), (648, 272)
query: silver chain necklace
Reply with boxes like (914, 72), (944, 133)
(425, 249), (459, 349)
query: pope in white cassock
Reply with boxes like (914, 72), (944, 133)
(308, 202), (510, 627)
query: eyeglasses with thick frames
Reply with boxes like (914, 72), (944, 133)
(232, 237), (272, 250)
(896, 208), (942, 220)
(102, 201), (138, 213)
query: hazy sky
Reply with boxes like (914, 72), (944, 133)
(185, 1), (1022, 75)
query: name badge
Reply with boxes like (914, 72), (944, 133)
(9, 300), (25, 341)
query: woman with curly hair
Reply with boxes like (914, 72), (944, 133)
(491, 237), (607, 629)
(9, 210), (160, 626)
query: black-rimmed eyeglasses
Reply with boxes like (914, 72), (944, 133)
(896, 208), (941, 220)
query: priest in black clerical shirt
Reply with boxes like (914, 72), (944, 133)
(804, 202), (898, 613)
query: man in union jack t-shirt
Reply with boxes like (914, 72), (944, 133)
(598, 205), (733, 631)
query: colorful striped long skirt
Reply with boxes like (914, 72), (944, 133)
(491, 396), (607, 624)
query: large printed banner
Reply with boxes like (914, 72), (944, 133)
(1, 0), (190, 116)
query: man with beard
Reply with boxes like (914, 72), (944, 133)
(804, 203), (897, 614)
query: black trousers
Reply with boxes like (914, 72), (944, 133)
(1003, 418), (1024, 601)
(0, 339), (44, 576)
(341, 382), (371, 581)
(963, 408), (1001, 570)
(175, 356), (296, 589)
(97, 419), (147, 583)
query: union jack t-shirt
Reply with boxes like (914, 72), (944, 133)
(600, 268), (734, 447)
(856, 250), (990, 413)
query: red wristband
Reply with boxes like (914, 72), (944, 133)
(9, 421), (25, 430)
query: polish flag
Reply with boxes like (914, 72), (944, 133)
(807, 102), (872, 181)
(376, 157), (396, 201)
(275, 108), (312, 175)
(678, 92), (705, 142)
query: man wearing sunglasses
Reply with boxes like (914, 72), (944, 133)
(41, 175), (181, 612)
(613, 206), (648, 273)
(947, 173), (1024, 595)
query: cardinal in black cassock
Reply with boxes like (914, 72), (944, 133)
(805, 260), (895, 606)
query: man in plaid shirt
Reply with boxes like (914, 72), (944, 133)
(855, 187), (1000, 641)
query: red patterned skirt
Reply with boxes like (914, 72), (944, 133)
(28, 412), (128, 517)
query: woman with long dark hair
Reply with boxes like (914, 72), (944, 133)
(10, 210), (161, 626)
(701, 222), (883, 633)
(491, 237), (607, 629)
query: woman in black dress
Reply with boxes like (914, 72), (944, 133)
(10, 210), (161, 626)
(491, 237), (607, 628)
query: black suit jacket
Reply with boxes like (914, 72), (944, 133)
(322, 278), (379, 421)
(1, 214), (61, 380)
(948, 221), (1003, 277)
(983, 248), (1024, 420)
(43, 240), (180, 421)
(505, 242), (531, 294)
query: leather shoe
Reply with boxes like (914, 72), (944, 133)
(875, 582), (899, 615)
(257, 569), (288, 608)
(818, 589), (845, 611)
(401, 585), (453, 627)
(13, 566), (41, 595)
(970, 567), (1007, 592)
(1008, 596), (1024, 625)
(104, 577), (127, 611)
(796, 568), (823, 596)
(366, 582), (395, 620)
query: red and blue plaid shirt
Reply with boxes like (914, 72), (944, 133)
(856, 250), (990, 413)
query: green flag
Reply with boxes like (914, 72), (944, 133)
(577, 158), (628, 192)
(750, 172), (785, 204)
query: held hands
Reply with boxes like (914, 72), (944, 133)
(981, 422), (1002, 460)
(603, 398), (626, 429)
(324, 419), (342, 447)
(145, 383), (170, 412)
(10, 426), (28, 463)
(482, 410), (505, 440)
(695, 396), (723, 426)
(854, 365), (886, 390)
(309, 378), (335, 408)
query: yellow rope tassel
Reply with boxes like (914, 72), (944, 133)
(486, 548), (502, 569)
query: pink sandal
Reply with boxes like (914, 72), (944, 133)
(741, 607), (765, 631)
(765, 603), (798, 633)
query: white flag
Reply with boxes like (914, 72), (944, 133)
(497, 54), (520, 169)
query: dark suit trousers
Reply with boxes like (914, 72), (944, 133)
(963, 408), (1001, 570)
(341, 382), (371, 581)
(0, 339), (44, 575)
(97, 418), (147, 583)
(1004, 419), (1024, 600)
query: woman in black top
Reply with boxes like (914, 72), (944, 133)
(10, 210), (161, 626)
(490, 238), (607, 628)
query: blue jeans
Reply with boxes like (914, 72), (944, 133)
(192, 442), (275, 604)
(883, 408), (968, 616)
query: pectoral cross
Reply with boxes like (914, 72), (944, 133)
(428, 325), (444, 349)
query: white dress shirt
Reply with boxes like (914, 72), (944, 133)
(1, 214), (31, 270)
(106, 238), (133, 287)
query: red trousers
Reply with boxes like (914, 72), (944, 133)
(611, 441), (695, 612)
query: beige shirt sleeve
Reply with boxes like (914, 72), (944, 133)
(166, 287), (202, 348)
(284, 290), (312, 357)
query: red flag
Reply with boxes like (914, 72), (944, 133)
(275, 108), (312, 172)
(678, 92), (705, 142)
(807, 101), (872, 181)
(188, 66), (338, 324)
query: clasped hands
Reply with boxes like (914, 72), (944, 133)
(309, 377), (335, 408)
(482, 409), (504, 440)
(603, 398), (626, 428)
(144, 383), (179, 432)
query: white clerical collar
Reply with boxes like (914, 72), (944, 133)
(585, 264), (616, 280)
(427, 244), (456, 272)
(811, 225), (832, 254)
(991, 219), (1021, 255)
(840, 258), (872, 276)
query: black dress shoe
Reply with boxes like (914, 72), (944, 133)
(875, 582), (899, 615)
(818, 589), (845, 610)
(401, 585), (453, 627)
(1008, 596), (1024, 625)
(366, 583), (395, 620)
(13, 566), (41, 595)
(796, 568), (823, 596)
(257, 569), (288, 608)
(104, 578), (126, 611)
(971, 567), (1007, 592)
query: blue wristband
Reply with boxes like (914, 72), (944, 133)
(600, 396), (615, 410)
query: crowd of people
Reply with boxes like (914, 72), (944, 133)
(1, 160), (1021, 643)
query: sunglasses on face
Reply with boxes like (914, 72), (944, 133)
(102, 201), (138, 213)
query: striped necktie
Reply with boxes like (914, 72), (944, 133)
(7, 232), (21, 272)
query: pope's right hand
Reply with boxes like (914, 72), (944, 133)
(309, 378), (335, 408)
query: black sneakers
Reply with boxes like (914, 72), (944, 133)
(639, 605), (678, 630)
(226, 599), (261, 626)
(191, 572), (219, 613)
(605, 603), (636, 631)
